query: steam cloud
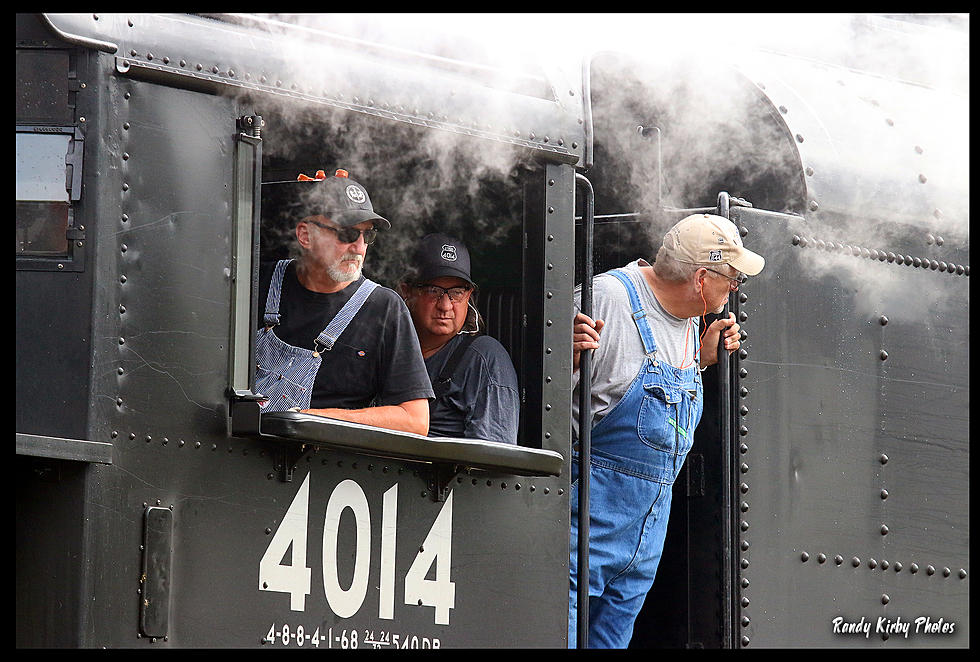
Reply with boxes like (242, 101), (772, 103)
(243, 13), (968, 319)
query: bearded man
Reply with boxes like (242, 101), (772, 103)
(255, 169), (432, 435)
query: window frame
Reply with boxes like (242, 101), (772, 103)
(16, 124), (86, 272)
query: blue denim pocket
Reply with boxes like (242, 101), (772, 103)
(637, 382), (684, 453)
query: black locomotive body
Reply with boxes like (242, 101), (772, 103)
(17, 13), (967, 648)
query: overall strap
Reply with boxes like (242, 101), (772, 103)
(608, 269), (659, 359)
(434, 334), (479, 397)
(315, 278), (380, 351)
(263, 259), (292, 326)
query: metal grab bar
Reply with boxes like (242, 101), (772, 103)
(574, 173), (595, 649)
(39, 14), (118, 53)
(715, 191), (734, 648)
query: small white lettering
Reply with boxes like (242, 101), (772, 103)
(832, 616), (871, 638)
(915, 616), (956, 634)
(876, 616), (910, 638)
(833, 615), (957, 638)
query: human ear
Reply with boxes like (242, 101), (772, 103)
(295, 221), (313, 250)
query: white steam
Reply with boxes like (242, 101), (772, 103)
(246, 13), (968, 313)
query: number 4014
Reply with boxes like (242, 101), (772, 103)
(258, 473), (455, 625)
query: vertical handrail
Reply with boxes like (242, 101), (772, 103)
(575, 173), (595, 649)
(715, 192), (734, 648)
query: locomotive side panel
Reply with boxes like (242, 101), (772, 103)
(734, 210), (969, 647)
(17, 28), (575, 645)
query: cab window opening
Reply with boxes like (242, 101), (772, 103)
(253, 103), (534, 446)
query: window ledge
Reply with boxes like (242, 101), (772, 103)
(259, 411), (563, 477)
(16, 433), (113, 464)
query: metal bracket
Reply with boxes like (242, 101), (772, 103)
(424, 464), (460, 502)
(275, 443), (306, 483)
(237, 114), (264, 139)
(229, 398), (262, 437)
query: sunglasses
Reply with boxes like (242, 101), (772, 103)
(306, 219), (378, 244)
(703, 267), (747, 290)
(415, 284), (472, 303)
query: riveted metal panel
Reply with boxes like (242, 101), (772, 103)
(522, 163), (576, 457)
(88, 72), (239, 440)
(42, 13), (588, 167)
(542, 163), (576, 459)
(160, 453), (569, 647)
(736, 51), (968, 234)
(729, 206), (968, 648)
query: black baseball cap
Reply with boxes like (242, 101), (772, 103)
(413, 233), (474, 286)
(303, 169), (391, 230)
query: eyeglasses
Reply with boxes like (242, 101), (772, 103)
(704, 267), (747, 291)
(305, 219), (378, 244)
(415, 284), (472, 303)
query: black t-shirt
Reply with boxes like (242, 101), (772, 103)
(258, 261), (434, 410)
(423, 334), (520, 445)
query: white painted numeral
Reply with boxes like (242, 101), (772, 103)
(379, 484), (398, 620)
(322, 480), (371, 618)
(259, 475), (455, 625)
(404, 492), (456, 625)
(259, 473), (312, 611)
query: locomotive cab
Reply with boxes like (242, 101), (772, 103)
(224, 95), (573, 490)
(17, 13), (577, 647)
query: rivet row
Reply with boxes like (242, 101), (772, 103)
(800, 551), (966, 578)
(792, 236), (968, 276)
(122, 52), (575, 148)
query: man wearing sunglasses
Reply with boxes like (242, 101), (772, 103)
(568, 213), (765, 648)
(398, 233), (520, 445)
(255, 170), (433, 436)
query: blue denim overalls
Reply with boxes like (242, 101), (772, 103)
(255, 259), (378, 412)
(569, 269), (704, 648)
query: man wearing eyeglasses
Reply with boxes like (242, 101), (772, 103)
(568, 213), (765, 648)
(255, 170), (433, 436)
(398, 233), (520, 445)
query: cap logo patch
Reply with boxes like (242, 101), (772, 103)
(441, 244), (458, 261)
(709, 249), (723, 262)
(346, 185), (367, 204)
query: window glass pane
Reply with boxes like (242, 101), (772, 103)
(16, 201), (69, 256)
(16, 49), (71, 125)
(16, 133), (70, 202)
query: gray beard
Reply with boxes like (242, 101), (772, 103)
(326, 254), (363, 283)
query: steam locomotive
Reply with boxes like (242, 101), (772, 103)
(17, 13), (968, 648)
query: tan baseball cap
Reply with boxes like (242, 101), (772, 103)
(663, 213), (765, 276)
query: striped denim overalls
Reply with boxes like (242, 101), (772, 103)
(255, 259), (378, 412)
(569, 268), (704, 648)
